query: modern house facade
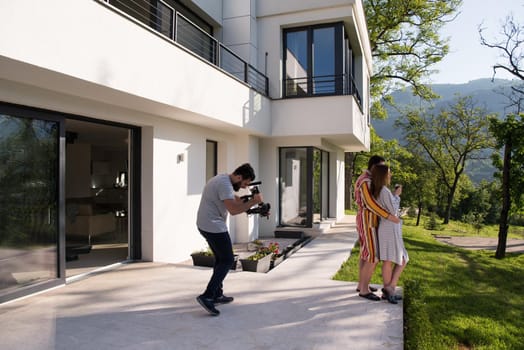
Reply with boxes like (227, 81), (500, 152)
(0, 0), (372, 303)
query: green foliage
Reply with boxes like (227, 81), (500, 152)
(199, 247), (214, 256)
(490, 113), (524, 211)
(395, 150), (437, 216)
(424, 212), (441, 230)
(247, 242), (279, 261)
(364, 0), (462, 119)
(333, 220), (524, 349)
(462, 212), (485, 234)
(246, 249), (271, 261)
(396, 95), (496, 223)
(352, 129), (412, 185)
(0, 116), (58, 247)
(453, 180), (501, 224)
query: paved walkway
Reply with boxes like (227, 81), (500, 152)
(435, 236), (524, 253)
(0, 217), (403, 350)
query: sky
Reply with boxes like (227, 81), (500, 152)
(430, 0), (524, 84)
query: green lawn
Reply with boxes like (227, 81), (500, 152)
(333, 217), (524, 350)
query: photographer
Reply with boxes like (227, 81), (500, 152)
(195, 163), (263, 316)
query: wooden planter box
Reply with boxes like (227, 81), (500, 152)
(191, 253), (238, 270)
(240, 253), (273, 273)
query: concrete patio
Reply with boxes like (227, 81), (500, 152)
(0, 217), (403, 350)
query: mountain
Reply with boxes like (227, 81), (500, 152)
(372, 78), (522, 183)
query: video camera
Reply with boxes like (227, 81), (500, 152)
(240, 181), (271, 218)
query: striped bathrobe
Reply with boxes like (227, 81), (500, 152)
(355, 171), (390, 262)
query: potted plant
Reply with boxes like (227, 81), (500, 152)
(191, 247), (238, 270)
(240, 246), (273, 273)
(267, 242), (284, 269)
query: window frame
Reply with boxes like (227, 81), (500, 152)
(283, 22), (344, 98)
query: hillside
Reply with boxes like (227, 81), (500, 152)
(372, 78), (521, 182)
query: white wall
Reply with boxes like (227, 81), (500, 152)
(190, 0), (223, 25)
(0, 77), (260, 263)
(0, 0), (271, 137)
(222, 0), (258, 66)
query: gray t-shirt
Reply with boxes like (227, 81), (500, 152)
(196, 174), (235, 233)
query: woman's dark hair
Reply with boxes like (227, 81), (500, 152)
(368, 155), (385, 170)
(233, 163), (256, 181)
(370, 164), (389, 198)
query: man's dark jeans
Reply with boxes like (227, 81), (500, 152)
(198, 229), (235, 299)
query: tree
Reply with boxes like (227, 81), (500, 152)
(480, 12), (524, 258)
(479, 14), (524, 93)
(489, 113), (524, 259)
(365, 0), (462, 119)
(396, 96), (495, 224)
(401, 151), (438, 226)
(345, 0), (463, 210)
(345, 129), (408, 210)
(454, 180), (499, 224)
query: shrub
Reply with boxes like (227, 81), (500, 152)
(424, 213), (441, 230)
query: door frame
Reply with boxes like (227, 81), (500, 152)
(278, 146), (330, 228)
(0, 102), (142, 303)
(64, 114), (142, 261)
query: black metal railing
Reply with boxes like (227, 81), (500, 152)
(284, 74), (362, 107)
(101, 0), (268, 96)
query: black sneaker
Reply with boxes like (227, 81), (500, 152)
(214, 295), (234, 304)
(196, 295), (220, 316)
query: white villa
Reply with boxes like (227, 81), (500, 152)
(0, 0), (372, 303)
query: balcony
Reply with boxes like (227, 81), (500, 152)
(271, 93), (369, 151)
(99, 0), (268, 96)
(284, 74), (362, 109)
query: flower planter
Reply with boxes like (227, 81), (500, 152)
(191, 253), (238, 270)
(240, 253), (273, 273)
(270, 255), (284, 269)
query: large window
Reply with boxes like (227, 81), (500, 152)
(0, 112), (60, 297)
(206, 140), (217, 181)
(284, 23), (343, 97)
(283, 22), (360, 102)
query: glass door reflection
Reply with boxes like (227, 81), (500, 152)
(0, 114), (59, 295)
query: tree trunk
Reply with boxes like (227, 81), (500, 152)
(496, 141), (512, 259)
(416, 201), (422, 226)
(443, 188), (454, 224)
(344, 152), (356, 210)
(443, 172), (462, 224)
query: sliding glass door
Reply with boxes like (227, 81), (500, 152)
(0, 105), (62, 299)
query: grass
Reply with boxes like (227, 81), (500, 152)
(333, 216), (524, 350)
(439, 219), (524, 239)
